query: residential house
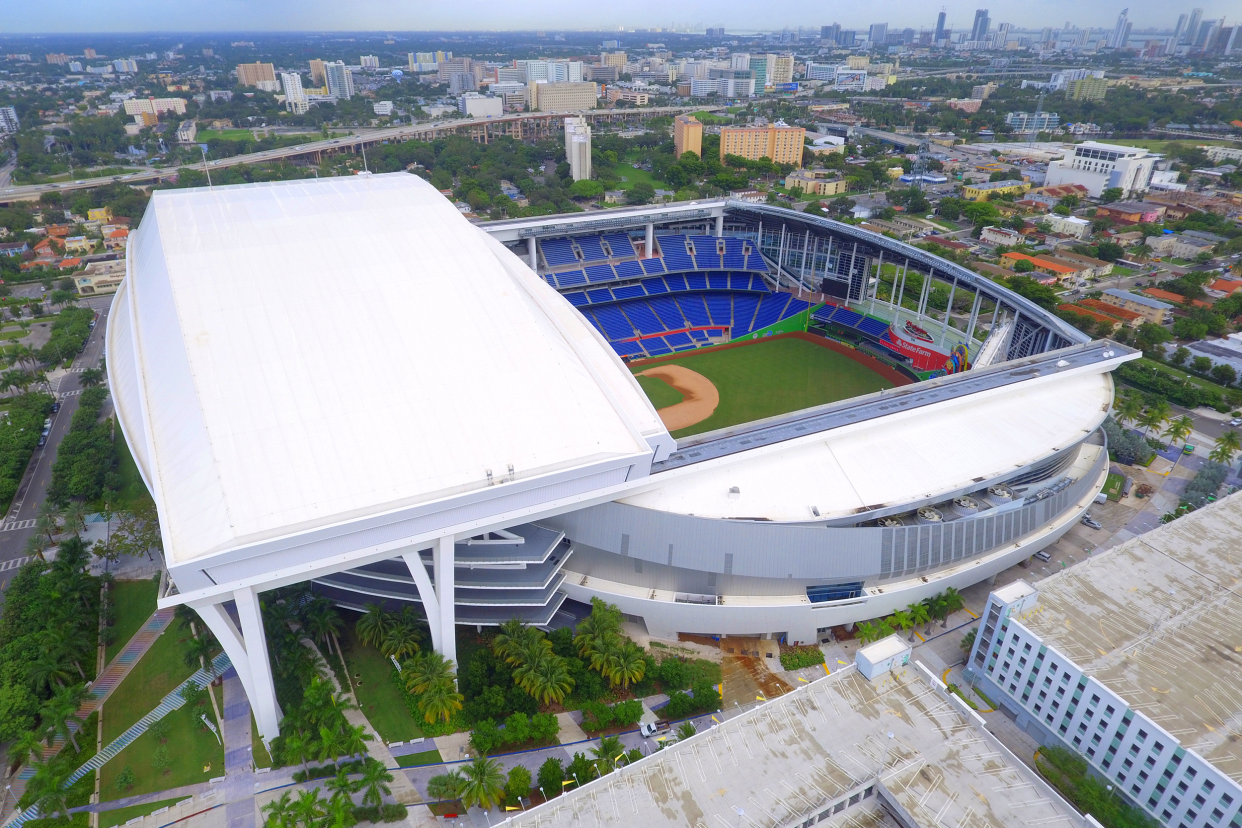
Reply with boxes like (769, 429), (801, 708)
(103, 228), (129, 252)
(784, 168), (848, 196)
(0, 242), (29, 258)
(1099, 288), (1174, 323)
(1145, 233), (1218, 260)
(86, 206), (113, 223)
(1058, 304), (1123, 334)
(960, 180), (1031, 201)
(1074, 298), (1142, 327)
(1094, 201), (1165, 225)
(924, 236), (970, 252)
(980, 226), (1024, 246)
(1046, 249), (1113, 278)
(62, 236), (93, 255)
(1031, 183), (1091, 200)
(74, 259), (124, 294)
(999, 252), (1087, 284)
(1207, 278), (1242, 298)
(1042, 214), (1092, 240)
(58, 257), (81, 270)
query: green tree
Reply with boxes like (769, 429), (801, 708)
(115, 766), (136, 794)
(1211, 364), (1238, 386)
(1163, 415), (1194, 447)
(505, 764), (532, 806)
(628, 181), (656, 205)
(1101, 188), (1123, 203)
(1210, 430), (1241, 466)
(1114, 393), (1144, 427)
(78, 367), (104, 387)
(426, 771), (464, 802)
(1169, 346), (1190, 366)
(590, 735), (625, 774)
(153, 744), (172, 774)
(908, 603), (931, 637)
(458, 756), (506, 809)
(569, 179), (604, 199)
(1012, 259), (1035, 273)
(537, 756), (565, 799)
(291, 789), (326, 827)
(354, 603), (391, 649)
(890, 609), (914, 642)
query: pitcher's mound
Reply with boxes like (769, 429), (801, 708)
(636, 364), (720, 431)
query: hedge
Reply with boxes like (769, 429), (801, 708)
(778, 646), (825, 671)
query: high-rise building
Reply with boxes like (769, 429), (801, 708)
(236, 62), (276, 87)
(324, 61), (354, 99)
(1173, 13), (1189, 42)
(281, 73), (308, 114)
(719, 121), (805, 167)
(971, 9), (991, 42)
(934, 11), (947, 42)
(730, 53), (750, 70)
(868, 23), (888, 46)
(1066, 74), (1108, 101)
(601, 51), (627, 71)
(1111, 8), (1131, 47)
(705, 27), (725, 37)
(749, 55), (768, 88)
(0, 106), (19, 135)
(673, 114), (703, 159)
(113, 58), (138, 73)
(309, 59), (326, 86)
(83, 48), (97, 58)
(821, 24), (842, 43)
(1183, 8), (1204, 44)
(360, 55), (379, 70)
(768, 55), (794, 85)
(564, 116), (591, 181)
(438, 57), (474, 83)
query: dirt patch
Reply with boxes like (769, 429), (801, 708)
(636, 364), (719, 431)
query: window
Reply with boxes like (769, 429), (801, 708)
(1138, 730), (1148, 742)
(1124, 759), (1134, 770)
(1087, 747), (1097, 758)
(1195, 796), (1206, 808)
(1204, 781), (1216, 793)
(1178, 783), (1188, 795)
(1212, 810), (1224, 823)
(1106, 705), (1116, 716)
(1188, 768), (1198, 780)
(1091, 694), (1101, 705)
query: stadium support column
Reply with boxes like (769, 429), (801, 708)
(193, 588), (281, 743)
(401, 535), (457, 668)
(868, 249), (883, 313)
(644, 223), (654, 258)
(527, 237), (538, 271)
(940, 277), (958, 347)
(965, 292), (982, 351)
(715, 214), (724, 237)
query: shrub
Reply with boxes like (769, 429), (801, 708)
(114, 767), (135, 793)
(537, 756), (564, 797)
(612, 699), (644, 727)
(655, 658), (689, 690)
(665, 691), (694, 719)
(778, 646), (825, 671)
(379, 804), (407, 822)
(470, 718), (502, 755)
(505, 764), (532, 806)
(529, 712), (560, 744)
(501, 712), (530, 746)
(690, 679), (721, 712)
(579, 700), (613, 733)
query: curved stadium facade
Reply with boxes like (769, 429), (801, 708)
(108, 173), (1135, 737)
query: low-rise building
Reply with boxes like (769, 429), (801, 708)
(86, 206), (113, 223)
(1074, 297), (1142, 326)
(999, 252), (1086, 283)
(458, 93), (503, 118)
(103, 228), (129, 252)
(0, 242), (29, 258)
(1095, 201), (1165, 225)
(74, 259), (124, 294)
(62, 236), (93, 255)
(1099, 287), (1173, 323)
(175, 120), (197, 143)
(961, 180), (1031, 201)
(1058, 303), (1123, 333)
(784, 168), (847, 196)
(980, 226), (1024, 246)
(605, 88), (649, 106)
(1042, 214), (1092, 239)
(1145, 233), (1218, 260)
(1047, 249), (1113, 278)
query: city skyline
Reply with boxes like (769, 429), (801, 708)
(0, 0), (1237, 34)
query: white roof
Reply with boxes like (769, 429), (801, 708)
(109, 173), (669, 565)
(857, 634), (910, 663)
(622, 370), (1112, 521)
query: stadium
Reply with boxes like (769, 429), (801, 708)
(107, 173), (1134, 738)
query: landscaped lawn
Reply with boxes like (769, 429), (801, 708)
(100, 698), (224, 801)
(114, 428), (154, 510)
(105, 579), (158, 664)
(197, 128), (267, 141)
(396, 748), (443, 768)
(99, 797), (190, 828)
(690, 110), (732, 125)
(252, 716), (272, 769)
(1109, 266), (1136, 277)
(102, 622), (203, 744)
(339, 625), (424, 743)
(605, 153), (670, 193)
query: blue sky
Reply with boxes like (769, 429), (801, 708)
(0, 0), (1232, 33)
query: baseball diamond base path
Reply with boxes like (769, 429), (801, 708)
(635, 365), (719, 431)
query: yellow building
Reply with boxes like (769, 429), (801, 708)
(960, 180), (1031, 201)
(720, 122), (806, 167)
(87, 206), (113, 223)
(236, 62), (276, 87)
(674, 115), (703, 159)
(527, 82), (598, 112)
(1066, 77), (1107, 101)
(600, 51), (627, 71)
(784, 169), (847, 196)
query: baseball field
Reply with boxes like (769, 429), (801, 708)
(631, 335), (902, 438)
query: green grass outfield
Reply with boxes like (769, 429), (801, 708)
(631, 336), (895, 438)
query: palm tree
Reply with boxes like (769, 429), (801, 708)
(402, 651), (456, 696)
(1114, 392), (1144, 427)
(1164, 415), (1194, 447)
(317, 725), (347, 763)
(24, 532), (51, 562)
(491, 618), (528, 662)
(290, 789), (325, 828)
(33, 513), (59, 546)
(281, 730), (313, 774)
(40, 683), (87, 752)
(458, 756), (506, 809)
(941, 587), (965, 628)
(417, 678), (465, 724)
(875, 619), (896, 638)
(30, 650), (74, 693)
(340, 723), (372, 759)
(354, 603), (391, 650)
(1141, 401), (1173, 437)
(856, 621), (879, 645)
(359, 758), (394, 808)
(908, 603), (931, 638)
(323, 792), (353, 828)
(676, 721), (697, 741)
(1211, 429), (1242, 466)
(78, 367), (104, 387)
(591, 736), (624, 774)
(27, 757), (71, 821)
(574, 598), (622, 658)
(426, 771), (464, 802)
(325, 766), (361, 804)
(261, 791), (294, 828)
(8, 730), (44, 767)
(603, 643), (646, 689)
(890, 610), (914, 642)
(184, 631), (224, 732)
(381, 624), (421, 662)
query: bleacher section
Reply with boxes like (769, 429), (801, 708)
(812, 304), (893, 340)
(539, 234), (767, 289)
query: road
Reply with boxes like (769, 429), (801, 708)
(0, 293), (112, 591)
(0, 105), (721, 203)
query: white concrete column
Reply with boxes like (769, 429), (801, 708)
(235, 587), (281, 742)
(527, 237), (538, 271)
(644, 223), (654, 257)
(401, 548), (440, 651)
(195, 593), (282, 743)
(433, 535), (457, 668)
(715, 214), (724, 237)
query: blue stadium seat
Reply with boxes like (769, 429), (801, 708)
(625, 302), (664, 335)
(641, 258), (666, 274)
(665, 332), (693, 348)
(832, 307), (863, 327)
(543, 274), (559, 288)
(643, 338), (672, 356)
(659, 236), (694, 271)
(705, 294), (733, 326)
(857, 317), (891, 338)
(685, 274), (708, 291)
(612, 284), (645, 300)
(604, 233), (637, 258)
(707, 274), (730, 290)
(642, 277), (669, 295)
(690, 329), (709, 341)
(811, 304), (838, 323)
(664, 274), (688, 292)
(732, 295), (761, 333)
(612, 341), (645, 358)
(614, 260), (644, 279)
(649, 297), (686, 330)
(750, 295), (786, 331)
(558, 270), (586, 287)
(744, 254), (767, 271)
(577, 236), (607, 262)
(677, 295), (711, 327)
(564, 291), (588, 306)
(542, 238), (579, 267)
(728, 274), (750, 291)
(585, 264), (615, 283)
(590, 306), (634, 340)
(586, 288), (613, 304)
(783, 298), (811, 318)
(723, 251), (746, 269)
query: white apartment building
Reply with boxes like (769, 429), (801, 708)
(517, 60), (582, 84)
(458, 93), (503, 118)
(0, 106), (18, 134)
(1044, 214), (1092, 239)
(1005, 111), (1061, 132)
(804, 62), (836, 81)
(1203, 146), (1242, 164)
(324, 61), (354, 100)
(113, 59), (138, 73)
(280, 72), (308, 114)
(372, 101), (394, 116)
(1044, 141), (1158, 198)
(968, 491), (1242, 828)
(360, 55), (379, 70)
(122, 97), (187, 116)
(564, 116), (591, 181)
(408, 53), (437, 72)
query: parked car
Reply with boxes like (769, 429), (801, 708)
(1034, 550), (1052, 562)
(1229, 418), (1242, 427)
(51, 402), (60, 413)
(37, 435), (46, 447)
(640, 720), (671, 738)
(1081, 516), (1103, 530)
